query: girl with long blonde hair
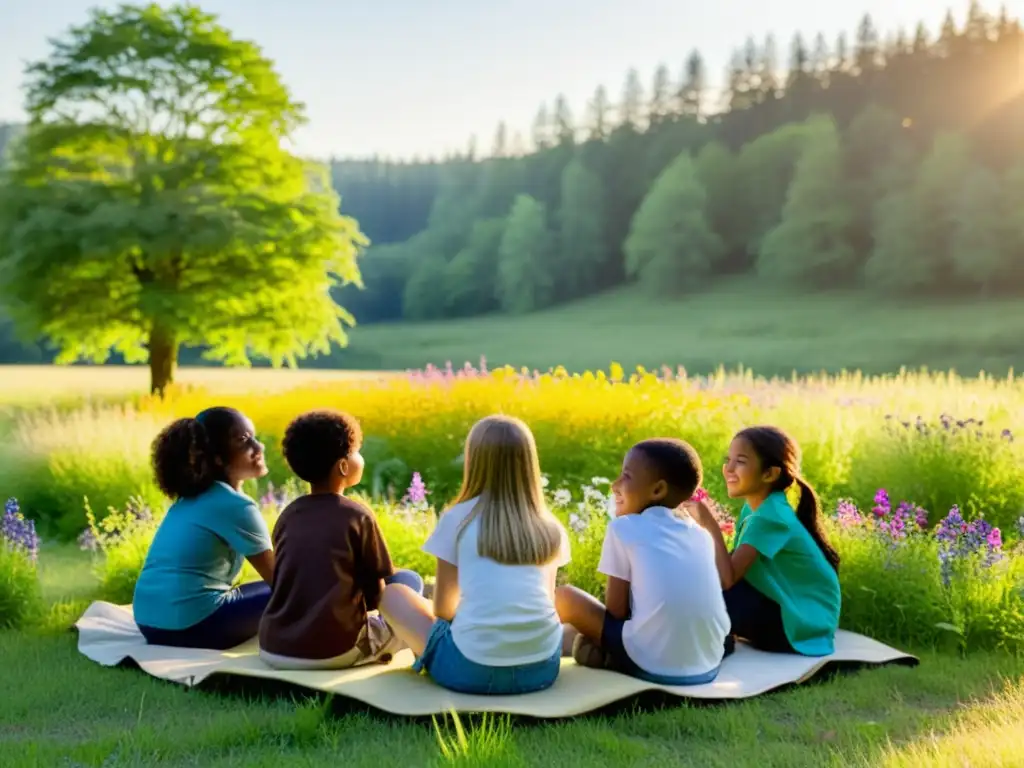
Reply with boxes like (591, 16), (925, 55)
(379, 415), (570, 694)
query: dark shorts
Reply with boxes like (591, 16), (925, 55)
(723, 579), (797, 654)
(601, 612), (723, 686)
(413, 619), (561, 695)
(137, 581), (271, 651)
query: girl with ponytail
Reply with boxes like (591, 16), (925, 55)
(133, 407), (276, 650)
(689, 426), (841, 656)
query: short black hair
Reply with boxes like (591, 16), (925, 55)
(630, 438), (703, 504)
(282, 410), (363, 484)
(152, 406), (244, 500)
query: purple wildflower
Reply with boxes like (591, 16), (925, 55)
(835, 499), (865, 529)
(77, 527), (99, 552)
(934, 505), (1003, 586)
(2, 498), (39, 564)
(872, 489), (890, 519)
(401, 472), (430, 509)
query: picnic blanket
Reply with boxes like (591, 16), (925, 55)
(75, 601), (918, 718)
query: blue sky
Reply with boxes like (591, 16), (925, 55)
(1, 1), (1018, 159)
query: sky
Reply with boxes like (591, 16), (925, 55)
(1, 1), (1020, 160)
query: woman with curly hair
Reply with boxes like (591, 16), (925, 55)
(132, 407), (275, 650)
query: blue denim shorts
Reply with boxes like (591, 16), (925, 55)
(602, 613), (720, 686)
(413, 619), (562, 695)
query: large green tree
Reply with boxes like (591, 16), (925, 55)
(0, 4), (366, 394)
(866, 133), (972, 291)
(497, 195), (554, 314)
(758, 116), (856, 285)
(951, 167), (1012, 294)
(623, 152), (722, 295)
(556, 156), (608, 299)
(442, 218), (506, 316)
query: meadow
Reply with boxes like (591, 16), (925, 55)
(2, 361), (1024, 766)
(334, 279), (1024, 377)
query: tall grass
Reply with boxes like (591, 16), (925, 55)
(2, 365), (1020, 539)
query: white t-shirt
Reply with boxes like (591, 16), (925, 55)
(423, 497), (571, 667)
(598, 506), (729, 678)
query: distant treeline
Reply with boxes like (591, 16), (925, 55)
(1, 3), (1022, 364)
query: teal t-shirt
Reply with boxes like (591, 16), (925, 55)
(133, 482), (272, 630)
(735, 491), (841, 656)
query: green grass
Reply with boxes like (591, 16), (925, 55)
(338, 278), (1024, 377)
(1, 545), (1022, 767)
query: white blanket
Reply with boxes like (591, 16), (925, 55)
(75, 601), (918, 717)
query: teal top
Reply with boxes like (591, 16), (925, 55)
(735, 491), (841, 656)
(133, 482), (272, 630)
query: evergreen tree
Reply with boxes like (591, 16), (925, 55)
(497, 195), (554, 313)
(758, 116), (856, 285)
(727, 50), (754, 112)
(678, 50), (706, 118)
(811, 33), (831, 77)
(587, 86), (612, 140)
(758, 35), (780, 101)
(492, 122), (508, 158)
(649, 64), (672, 124)
(532, 104), (551, 150)
(553, 94), (575, 146)
(624, 152), (723, 295)
(855, 14), (881, 74)
(620, 68), (645, 129)
(557, 157), (609, 298)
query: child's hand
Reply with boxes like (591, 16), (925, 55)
(682, 500), (717, 530)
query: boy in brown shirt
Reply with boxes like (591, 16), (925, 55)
(258, 410), (424, 670)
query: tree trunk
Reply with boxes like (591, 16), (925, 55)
(148, 323), (178, 397)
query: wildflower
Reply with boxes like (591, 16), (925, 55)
(552, 489), (572, 507)
(568, 513), (587, 535)
(401, 472), (430, 510)
(690, 488), (710, 504)
(590, 476), (611, 487)
(835, 499), (864, 529)
(934, 505), (1003, 586)
(2, 498), (40, 564)
(582, 485), (606, 505)
(77, 527), (99, 552)
(872, 489), (890, 519)
(541, 474), (551, 489)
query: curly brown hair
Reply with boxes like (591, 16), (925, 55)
(151, 407), (243, 499)
(282, 410), (363, 484)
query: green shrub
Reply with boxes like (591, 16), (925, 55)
(845, 415), (1024, 531)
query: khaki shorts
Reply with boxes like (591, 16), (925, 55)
(259, 613), (404, 671)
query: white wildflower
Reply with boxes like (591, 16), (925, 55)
(590, 476), (611, 486)
(553, 489), (572, 506)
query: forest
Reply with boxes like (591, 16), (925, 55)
(329, 2), (1023, 325)
(0, 2), (1022, 362)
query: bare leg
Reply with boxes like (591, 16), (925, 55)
(561, 625), (580, 656)
(554, 585), (607, 644)
(379, 583), (436, 657)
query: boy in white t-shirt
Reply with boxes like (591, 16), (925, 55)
(555, 438), (732, 685)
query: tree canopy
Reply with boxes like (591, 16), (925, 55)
(0, 4), (366, 392)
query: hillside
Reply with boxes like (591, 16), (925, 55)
(331, 278), (1024, 377)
